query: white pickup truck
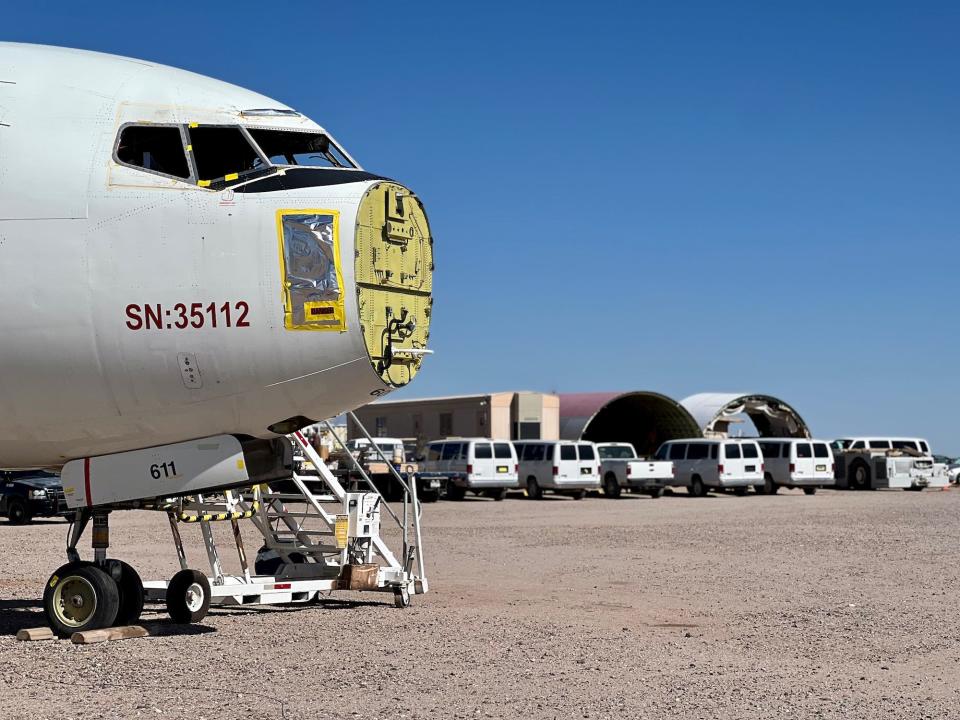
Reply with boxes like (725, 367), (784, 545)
(596, 442), (674, 498)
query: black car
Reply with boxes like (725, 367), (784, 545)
(0, 471), (67, 524)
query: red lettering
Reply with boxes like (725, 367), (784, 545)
(144, 304), (162, 330)
(125, 304), (143, 330)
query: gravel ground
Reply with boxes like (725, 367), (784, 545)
(1, 487), (959, 719)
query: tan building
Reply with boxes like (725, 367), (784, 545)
(349, 392), (559, 449)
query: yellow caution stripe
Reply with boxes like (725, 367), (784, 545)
(178, 502), (259, 523)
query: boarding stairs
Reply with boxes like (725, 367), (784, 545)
(148, 414), (427, 608)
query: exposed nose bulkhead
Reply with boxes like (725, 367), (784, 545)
(354, 182), (434, 387)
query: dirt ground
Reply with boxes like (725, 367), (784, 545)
(1, 487), (959, 719)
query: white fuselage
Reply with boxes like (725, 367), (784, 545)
(0, 44), (432, 467)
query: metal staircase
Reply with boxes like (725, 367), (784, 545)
(143, 418), (428, 609)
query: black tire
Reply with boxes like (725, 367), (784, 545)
(166, 569), (211, 623)
(44, 562), (120, 638)
(446, 483), (466, 501)
(393, 585), (411, 608)
(603, 473), (622, 499)
(689, 476), (706, 497)
(764, 475), (779, 495)
(526, 477), (542, 500)
(571, 489), (586, 500)
(648, 487), (664, 499)
(850, 462), (870, 490)
(488, 488), (507, 501)
(733, 486), (748, 496)
(904, 485), (925, 492)
(112, 560), (144, 626)
(803, 487), (817, 496)
(6, 497), (31, 525)
(420, 489), (440, 503)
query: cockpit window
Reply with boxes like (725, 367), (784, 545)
(247, 129), (354, 168)
(116, 125), (190, 179)
(187, 125), (264, 185)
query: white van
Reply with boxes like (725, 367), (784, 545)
(418, 438), (519, 500)
(756, 439), (835, 495)
(654, 439), (763, 497)
(514, 440), (601, 500)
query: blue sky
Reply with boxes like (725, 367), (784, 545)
(7, 2), (958, 452)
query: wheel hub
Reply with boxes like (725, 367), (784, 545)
(185, 583), (205, 612)
(54, 577), (97, 627)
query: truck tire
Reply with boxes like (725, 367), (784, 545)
(526, 477), (543, 500)
(733, 486), (748, 496)
(689, 476), (707, 497)
(648, 487), (664, 499)
(446, 483), (466, 501)
(850, 461), (870, 490)
(6, 497), (31, 524)
(803, 487), (817, 496)
(571, 489), (586, 500)
(603, 473), (622, 499)
(487, 488), (507, 501)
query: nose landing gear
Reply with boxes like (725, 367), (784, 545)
(42, 510), (146, 638)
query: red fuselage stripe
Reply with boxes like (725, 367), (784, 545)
(84, 457), (92, 508)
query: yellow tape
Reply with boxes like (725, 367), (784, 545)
(276, 209), (346, 332)
(198, 180), (211, 188)
(186, 144), (192, 152)
(224, 173), (239, 182)
(189, 122), (199, 128)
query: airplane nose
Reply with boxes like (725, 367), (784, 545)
(354, 181), (434, 388)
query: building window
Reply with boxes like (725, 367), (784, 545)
(439, 413), (453, 438)
(512, 422), (541, 440)
(375, 416), (387, 437)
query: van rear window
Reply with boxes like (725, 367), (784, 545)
(869, 440), (891, 450)
(724, 444), (741, 459)
(577, 445), (595, 460)
(560, 445), (576, 461)
(796, 443), (812, 458)
(742, 444), (758, 459)
(814, 444), (830, 458)
(474, 443), (492, 459)
(494, 443), (513, 459)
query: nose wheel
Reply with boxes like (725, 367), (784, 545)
(43, 562), (120, 638)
